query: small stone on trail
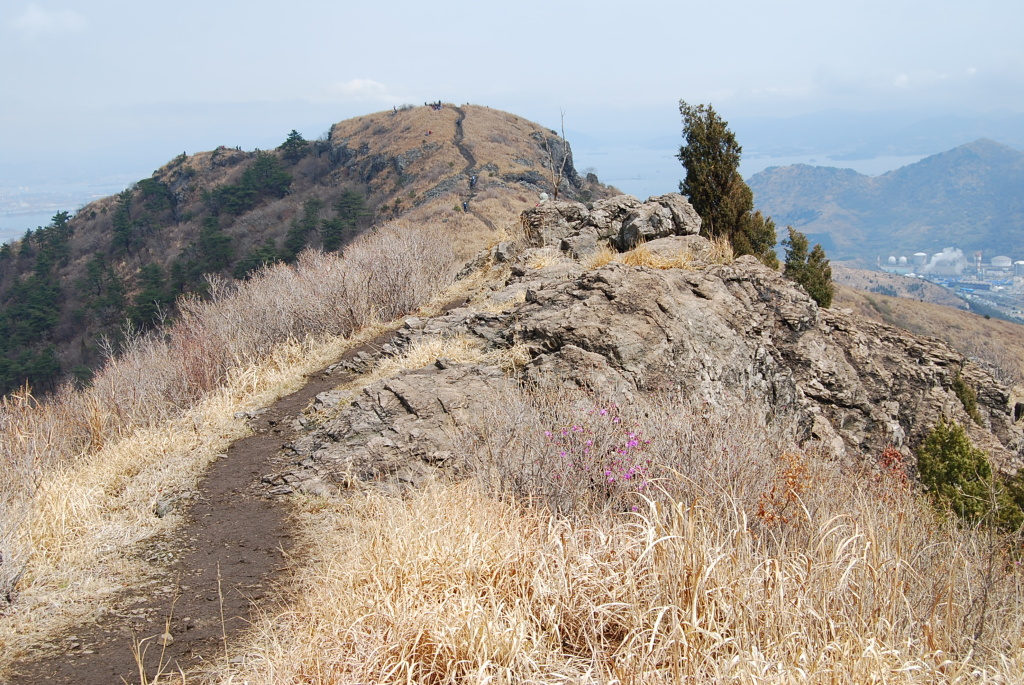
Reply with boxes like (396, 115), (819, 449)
(158, 632), (174, 646)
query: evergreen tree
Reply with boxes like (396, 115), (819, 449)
(917, 418), (993, 521)
(111, 189), (134, 253)
(0, 241), (64, 393)
(129, 263), (173, 329)
(209, 152), (291, 215)
(196, 216), (234, 273)
(677, 101), (778, 267)
(782, 227), (834, 308)
(281, 198), (323, 262)
(323, 190), (369, 252)
(233, 239), (280, 279)
(278, 129), (309, 163)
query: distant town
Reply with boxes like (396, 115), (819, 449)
(879, 248), (1024, 322)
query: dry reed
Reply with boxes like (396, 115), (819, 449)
(0, 219), (460, 660)
(204, 384), (1024, 683)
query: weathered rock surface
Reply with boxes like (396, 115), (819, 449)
(521, 193), (702, 257)
(274, 195), (1023, 493)
(266, 364), (510, 494)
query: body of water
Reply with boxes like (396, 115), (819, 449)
(0, 178), (132, 244)
(0, 211), (68, 244)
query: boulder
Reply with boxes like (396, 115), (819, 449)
(585, 195), (642, 240)
(619, 194), (703, 249)
(647, 193), (702, 235)
(643, 235), (714, 264)
(521, 201), (590, 247)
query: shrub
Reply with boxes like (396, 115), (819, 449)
(951, 369), (983, 425)
(916, 417), (993, 521)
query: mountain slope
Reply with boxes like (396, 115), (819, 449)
(748, 138), (1024, 263)
(0, 105), (615, 395)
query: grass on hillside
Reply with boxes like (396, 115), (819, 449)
(0, 218), (463, 667)
(3, 206), (1024, 682)
(203, 385), (1024, 683)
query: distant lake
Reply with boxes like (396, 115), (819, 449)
(0, 211), (66, 244)
(0, 178), (131, 244)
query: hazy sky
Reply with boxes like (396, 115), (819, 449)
(2, 0), (1023, 193)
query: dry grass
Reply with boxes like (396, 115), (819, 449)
(620, 243), (696, 270)
(204, 384), (1024, 683)
(585, 235), (733, 272)
(582, 244), (617, 269)
(708, 235), (735, 264)
(0, 219), (463, 664)
(526, 247), (570, 270)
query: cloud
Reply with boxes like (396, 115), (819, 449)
(325, 79), (404, 104)
(12, 3), (86, 40)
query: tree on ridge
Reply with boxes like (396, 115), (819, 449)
(677, 100), (778, 268)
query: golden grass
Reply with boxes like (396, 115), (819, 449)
(0, 219), (465, 669)
(708, 234), (735, 264)
(585, 236), (732, 271)
(0, 333), (359, 664)
(525, 247), (569, 270)
(203, 386), (1024, 682)
(582, 244), (617, 269)
(620, 242), (695, 270)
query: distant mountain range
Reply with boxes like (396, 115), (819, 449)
(747, 138), (1024, 264)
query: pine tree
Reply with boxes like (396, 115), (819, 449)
(783, 227), (833, 308)
(278, 129), (309, 163)
(917, 418), (993, 521)
(677, 101), (777, 267)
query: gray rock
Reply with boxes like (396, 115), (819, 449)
(560, 226), (602, 259)
(291, 200), (1023, 495)
(643, 235), (714, 264)
(647, 193), (702, 235)
(619, 202), (678, 249)
(521, 201), (590, 247)
(585, 195), (642, 240)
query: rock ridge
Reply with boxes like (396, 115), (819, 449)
(268, 195), (1023, 494)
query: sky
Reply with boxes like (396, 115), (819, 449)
(2, 0), (1023, 231)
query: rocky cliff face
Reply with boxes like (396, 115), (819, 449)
(264, 195), (1024, 496)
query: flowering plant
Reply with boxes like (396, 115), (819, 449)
(540, 403), (653, 508)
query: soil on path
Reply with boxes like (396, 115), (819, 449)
(453, 107), (497, 232)
(4, 367), (348, 684)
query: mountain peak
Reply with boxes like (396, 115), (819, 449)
(749, 138), (1024, 263)
(0, 104), (619, 395)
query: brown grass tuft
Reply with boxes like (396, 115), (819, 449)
(207, 385), (1024, 683)
(0, 219), (462, 663)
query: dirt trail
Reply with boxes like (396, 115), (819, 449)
(452, 107), (497, 232)
(4, 369), (345, 684)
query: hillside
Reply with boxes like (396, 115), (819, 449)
(748, 138), (1024, 264)
(831, 264), (968, 310)
(0, 105), (615, 396)
(3, 113), (1024, 682)
(5, 186), (1024, 681)
(834, 283), (1024, 387)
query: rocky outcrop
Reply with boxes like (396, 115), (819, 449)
(272, 195), (1023, 494)
(521, 193), (702, 257)
(265, 364), (509, 495)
